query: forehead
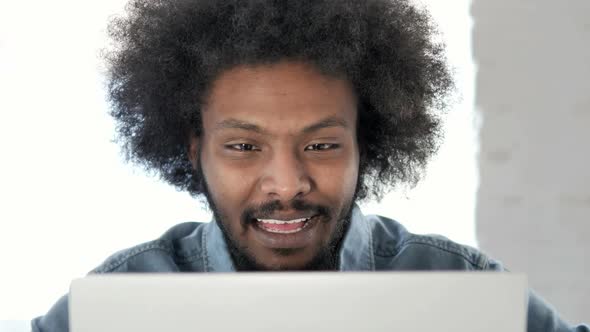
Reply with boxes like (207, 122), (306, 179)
(202, 62), (357, 133)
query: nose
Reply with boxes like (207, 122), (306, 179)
(259, 148), (312, 201)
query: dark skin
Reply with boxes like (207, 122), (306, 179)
(188, 61), (360, 270)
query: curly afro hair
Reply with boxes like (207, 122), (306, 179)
(104, 0), (453, 201)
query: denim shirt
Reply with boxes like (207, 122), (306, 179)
(32, 205), (589, 332)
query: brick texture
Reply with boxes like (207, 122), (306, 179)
(473, 0), (590, 323)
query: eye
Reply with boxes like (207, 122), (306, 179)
(304, 143), (340, 151)
(226, 143), (260, 152)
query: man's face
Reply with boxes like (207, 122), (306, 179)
(190, 62), (359, 270)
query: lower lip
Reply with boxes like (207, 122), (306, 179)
(250, 216), (321, 249)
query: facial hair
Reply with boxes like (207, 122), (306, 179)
(196, 160), (355, 271)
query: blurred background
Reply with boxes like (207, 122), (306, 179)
(0, 0), (587, 329)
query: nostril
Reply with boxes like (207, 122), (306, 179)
(259, 153), (312, 198)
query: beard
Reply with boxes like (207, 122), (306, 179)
(195, 161), (356, 271)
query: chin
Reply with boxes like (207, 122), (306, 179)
(255, 249), (317, 271)
(255, 246), (338, 271)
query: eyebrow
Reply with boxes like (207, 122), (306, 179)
(302, 117), (349, 133)
(213, 116), (350, 135)
(214, 118), (268, 134)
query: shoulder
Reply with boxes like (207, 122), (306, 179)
(366, 214), (499, 271)
(31, 222), (210, 332)
(92, 221), (208, 273)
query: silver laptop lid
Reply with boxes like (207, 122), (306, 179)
(70, 272), (527, 332)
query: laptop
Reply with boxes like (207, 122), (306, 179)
(69, 272), (527, 332)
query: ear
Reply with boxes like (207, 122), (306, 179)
(188, 135), (200, 170)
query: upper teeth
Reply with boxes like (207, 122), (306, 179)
(256, 217), (310, 224)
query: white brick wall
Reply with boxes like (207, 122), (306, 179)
(473, 0), (590, 323)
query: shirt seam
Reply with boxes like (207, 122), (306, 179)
(365, 216), (376, 270)
(374, 238), (486, 270)
(92, 241), (173, 273)
(173, 248), (204, 262)
(201, 224), (210, 272)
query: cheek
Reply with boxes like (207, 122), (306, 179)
(201, 147), (259, 211)
(311, 153), (359, 200)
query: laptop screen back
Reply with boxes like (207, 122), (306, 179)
(69, 272), (526, 332)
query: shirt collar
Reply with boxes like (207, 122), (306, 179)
(203, 203), (375, 272)
(203, 218), (235, 272)
(338, 204), (375, 271)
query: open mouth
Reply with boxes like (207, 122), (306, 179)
(254, 216), (315, 234)
(249, 214), (323, 249)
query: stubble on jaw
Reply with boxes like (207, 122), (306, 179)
(195, 161), (356, 271)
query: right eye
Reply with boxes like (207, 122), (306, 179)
(225, 143), (260, 152)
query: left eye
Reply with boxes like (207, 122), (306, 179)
(304, 143), (339, 151)
(227, 143), (260, 151)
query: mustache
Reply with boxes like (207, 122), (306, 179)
(241, 200), (332, 227)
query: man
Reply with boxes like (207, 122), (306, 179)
(33, 0), (588, 331)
